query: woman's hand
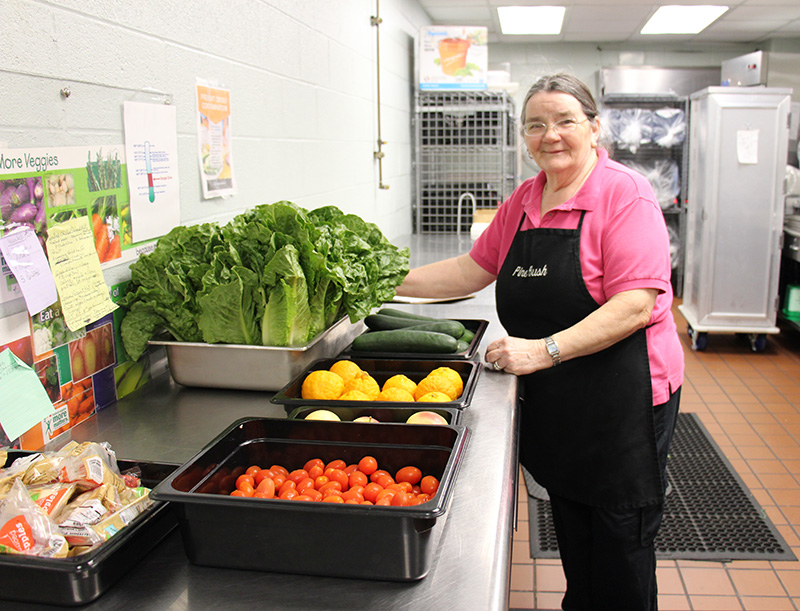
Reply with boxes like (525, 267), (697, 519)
(485, 288), (658, 374)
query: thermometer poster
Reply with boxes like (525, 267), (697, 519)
(122, 101), (181, 243)
(196, 79), (237, 199)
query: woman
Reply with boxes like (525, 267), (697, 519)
(397, 73), (684, 611)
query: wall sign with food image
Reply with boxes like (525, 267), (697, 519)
(67, 324), (115, 382)
(0, 175), (47, 249)
(31, 301), (85, 359)
(34, 354), (61, 404)
(90, 195), (122, 263)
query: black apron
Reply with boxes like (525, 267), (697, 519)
(496, 210), (663, 508)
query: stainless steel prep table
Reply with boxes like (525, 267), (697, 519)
(4, 235), (522, 611)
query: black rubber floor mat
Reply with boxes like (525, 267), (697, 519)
(527, 413), (796, 562)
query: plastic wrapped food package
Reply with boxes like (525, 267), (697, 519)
(622, 159), (680, 210)
(601, 108), (653, 153)
(650, 108), (686, 148)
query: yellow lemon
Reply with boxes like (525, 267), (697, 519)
(342, 372), (380, 400)
(339, 389), (372, 401)
(416, 391), (452, 403)
(376, 387), (415, 402)
(301, 370), (344, 400)
(328, 359), (362, 383)
(428, 367), (463, 397)
(382, 374), (417, 396)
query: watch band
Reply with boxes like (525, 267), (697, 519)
(544, 336), (561, 367)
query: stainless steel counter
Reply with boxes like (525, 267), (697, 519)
(4, 235), (521, 611)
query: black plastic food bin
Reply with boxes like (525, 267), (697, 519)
(286, 404), (463, 425)
(345, 318), (489, 360)
(271, 357), (480, 409)
(150, 417), (470, 581)
(0, 452), (178, 606)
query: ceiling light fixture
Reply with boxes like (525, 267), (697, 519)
(641, 5), (729, 35)
(497, 6), (566, 35)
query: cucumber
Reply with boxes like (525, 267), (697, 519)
(458, 328), (475, 343)
(456, 340), (470, 353)
(377, 308), (440, 322)
(351, 329), (458, 354)
(401, 320), (466, 339)
(365, 314), (430, 331)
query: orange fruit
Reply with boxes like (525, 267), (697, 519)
(376, 387), (415, 402)
(428, 367), (463, 397)
(301, 370), (345, 400)
(382, 374), (417, 396)
(416, 391), (451, 402)
(342, 372), (380, 400)
(414, 373), (458, 401)
(328, 360), (362, 383)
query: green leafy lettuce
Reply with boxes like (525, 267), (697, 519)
(119, 201), (409, 360)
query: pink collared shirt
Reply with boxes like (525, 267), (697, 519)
(471, 148), (684, 405)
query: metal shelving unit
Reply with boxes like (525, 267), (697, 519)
(601, 94), (689, 296)
(413, 91), (517, 234)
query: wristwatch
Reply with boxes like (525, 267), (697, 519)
(544, 336), (561, 367)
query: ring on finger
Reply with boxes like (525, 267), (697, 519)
(492, 361), (502, 371)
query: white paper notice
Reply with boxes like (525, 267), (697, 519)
(123, 101), (181, 243)
(0, 227), (58, 315)
(737, 129), (759, 165)
(0, 348), (55, 442)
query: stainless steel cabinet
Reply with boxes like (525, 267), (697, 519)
(679, 87), (792, 351)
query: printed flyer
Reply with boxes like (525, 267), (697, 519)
(418, 26), (488, 90)
(196, 79), (237, 198)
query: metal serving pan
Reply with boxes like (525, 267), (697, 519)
(150, 417), (469, 581)
(0, 453), (178, 606)
(148, 317), (365, 391)
(285, 405), (463, 425)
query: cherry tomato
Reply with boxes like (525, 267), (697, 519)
(318, 481), (342, 496)
(415, 493), (431, 504)
(254, 469), (275, 485)
(279, 488), (299, 500)
(308, 465), (324, 479)
(272, 473), (287, 490)
(345, 498), (360, 504)
(246, 465), (261, 478)
(253, 491), (273, 499)
(343, 464), (358, 475)
(388, 481), (413, 493)
(376, 474), (395, 488)
(370, 469), (391, 484)
(296, 477), (315, 495)
(236, 474), (255, 490)
(288, 469), (309, 484)
(349, 470), (368, 489)
(322, 495), (345, 503)
(375, 496), (392, 506)
(256, 478), (276, 498)
(278, 480), (296, 496)
(293, 494), (314, 502)
(363, 482), (383, 503)
(341, 487), (364, 503)
(396, 466), (422, 485)
(359, 456), (378, 476)
(376, 488), (396, 504)
(391, 490), (410, 506)
(314, 475), (330, 489)
(412, 484), (421, 495)
(304, 458), (324, 472)
(304, 488), (323, 502)
(230, 489), (248, 497)
(325, 459), (346, 471)
(361, 500), (374, 505)
(328, 468), (349, 490)
(270, 465), (289, 478)
(420, 475), (440, 496)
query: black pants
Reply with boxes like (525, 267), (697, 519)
(550, 387), (681, 611)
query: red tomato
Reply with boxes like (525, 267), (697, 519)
(304, 458), (324, 472)
(246, 465), (261, 477)
(278, 480), (296, 496)
(391, 490), (410, 506)
(253, 491), (273, 499)
(375, 496), (392, 506)
(343, 464), (358, 475)
(230, 489), (248, 497)
(376, 474), (395, 488)
(322, 495), (345, 503)
(328, 468), (349, 491)
(256, 478), (276, 498)
(288, 469), (309, 484)
(307, 465), (324, 479)
(296, 477), (315, 495)
(376, 488), (396, 504)
(370, 469), (391, 484)
(304, 488), (323, 502)
(395, 466), (422, 485)
(293, 494), (314, 502)
(254, 469), (275, 485)
(279, 488), (299, 500)
(349, 470), (368, 489)
(314, 475), (330, 489)
(325, 459), (346, 471)
(318, 481), (342, 496)
(272, 473), (287, 490)
(361, 500), (374, 505)
(415, 493), (431, 504)
(363, 482), (383, 503)
(345, 499), (360, 504)
(270, 465), (289, 478)
(359, 456), (378, 476)
(341, 487), (364, 503)
(236, 474), (255, 490)
(420, 475), (440, 496)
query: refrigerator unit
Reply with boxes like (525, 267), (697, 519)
(680, 86), (792, 351)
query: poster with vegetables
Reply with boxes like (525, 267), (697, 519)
(196, 79), (236, 198)
(418, 26), (488, 90)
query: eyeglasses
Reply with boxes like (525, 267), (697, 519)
(523, 117), (589, 137)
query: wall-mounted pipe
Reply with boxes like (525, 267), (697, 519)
(371, 1), (389, 190)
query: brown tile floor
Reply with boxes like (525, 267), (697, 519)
(509, 300), (800, 611)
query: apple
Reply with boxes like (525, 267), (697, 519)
(353, 416), (380, 423)
(304, 409), (341, 421)
(405, 411), (448, 425)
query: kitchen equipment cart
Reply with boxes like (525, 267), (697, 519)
(2, 236), (521, 611)
(680, 87), (792, 351)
